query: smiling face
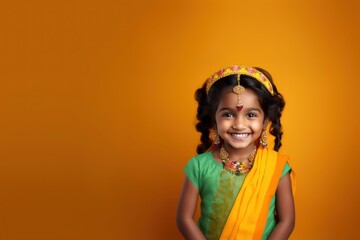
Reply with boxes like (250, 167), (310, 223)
(215, 87), (267, 155)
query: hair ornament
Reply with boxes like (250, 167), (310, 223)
(205, 65), (275, 96)
(233, 74), (245, 111)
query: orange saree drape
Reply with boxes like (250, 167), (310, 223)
(220, 147), (296, 240)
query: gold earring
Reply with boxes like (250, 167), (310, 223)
(260, 129), (268, 148)
(210, 128), (221, 147)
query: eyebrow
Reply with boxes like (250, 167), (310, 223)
(218, 107), (261, 112)
(217, 107), (234, 112)
(246, 107), (261, 112)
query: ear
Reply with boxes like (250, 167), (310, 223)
(262, 119), (269, 129)
(213, 121), (218, 130)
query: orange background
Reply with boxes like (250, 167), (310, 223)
(0, 0), (359, 239)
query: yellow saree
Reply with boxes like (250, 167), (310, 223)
(220, 147), (296, 239)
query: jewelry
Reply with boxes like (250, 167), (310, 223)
(233, 74), (245, 111)
(219, 145), (257, 175)
(205, 65), (275, 95)
(260, 129), (268, 148)
(209, 128), (221, 146)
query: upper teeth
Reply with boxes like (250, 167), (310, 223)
(233, 133), (249, 138)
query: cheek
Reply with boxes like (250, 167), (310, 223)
(253, 122), (264, 134)
(215, 120), (232, 137)
(216, 120), (227, 131)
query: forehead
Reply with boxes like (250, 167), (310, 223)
(218, 87), (261, 108)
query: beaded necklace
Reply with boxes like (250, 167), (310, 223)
(219, 145), (257, 175)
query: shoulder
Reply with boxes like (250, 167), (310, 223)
(277, 153), (290, 163)
(184, 151), (214, 190)
(278, 154), (292, 177)
(185, 151), (213, 169)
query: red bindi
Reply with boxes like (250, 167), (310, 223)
(236, 104), (243, 111)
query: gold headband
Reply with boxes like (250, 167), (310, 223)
(205, 65), (275, 95)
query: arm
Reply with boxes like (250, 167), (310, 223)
(268, 173), (295, 240)
(176, 177), (206, 240)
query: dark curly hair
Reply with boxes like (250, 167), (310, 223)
(195, 67), (285, 154)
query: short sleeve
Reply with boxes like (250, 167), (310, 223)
(281, 162), (291, 178)
(184, 156), (200, 189)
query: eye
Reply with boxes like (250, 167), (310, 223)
(247, 112), (258, 118)
(222, 112), (234, 118)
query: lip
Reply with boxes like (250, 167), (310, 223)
(230, 132), (251, 141)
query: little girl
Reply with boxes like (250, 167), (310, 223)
(176, 65), (295, 240)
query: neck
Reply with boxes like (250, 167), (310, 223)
(219, 144), (257, 175)
(222, 144), (257, 162)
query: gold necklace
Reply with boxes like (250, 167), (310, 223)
(219, 145), (257, 175)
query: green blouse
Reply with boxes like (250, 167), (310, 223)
(184, 151), (291, 240)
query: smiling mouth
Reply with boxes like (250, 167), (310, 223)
(231, 133), (251, 139)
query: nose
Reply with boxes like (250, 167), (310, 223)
(232, 115), (246, 130)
